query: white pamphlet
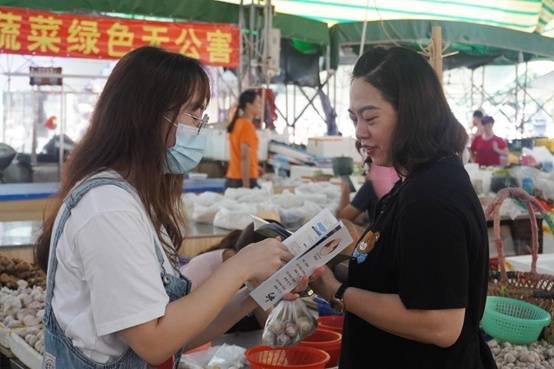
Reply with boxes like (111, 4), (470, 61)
(249, 209), (353, 310)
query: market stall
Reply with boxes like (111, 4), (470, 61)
(0, 179), (226, 221)
(0, 2), (554, 368)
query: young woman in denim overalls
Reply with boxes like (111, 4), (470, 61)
(35, 47), (294, 369)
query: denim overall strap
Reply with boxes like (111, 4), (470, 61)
(153, 237), (170, 282)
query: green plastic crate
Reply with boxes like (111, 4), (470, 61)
(482, 296), (551, 345)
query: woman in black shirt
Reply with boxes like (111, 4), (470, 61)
(310, 47), (496, 369)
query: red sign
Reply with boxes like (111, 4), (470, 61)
(0, 7), (240, 67)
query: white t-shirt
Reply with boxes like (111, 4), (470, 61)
(50, 171), (178, 363)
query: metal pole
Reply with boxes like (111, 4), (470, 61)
(260, 0), (272, 126)
(292, 76), (333, 126)
(249, 1), (255, 85)
(293, 84), (296, 138)
(1, 90), (4, 143)
(297, 86), (327, 123)
(333, 70), (337, 118)
(521, 61), (528, 135)
(325, 46), (330, 97)
(431, 26), (443, 85)
(274, 104), (288, 122)
(521, 87), (553, 122)
(515, 63), (519, 134)
(470, 69), (474, 111)
(293, 84), (296, 124)
(238, 0), (244, 94)
(523, 93), (554, 123)
(285, 84), (289, 124)
(216, 69), (222, 122)
(2, 76), (10, 143)
(59, 86), (65, 176)
(31, 87), (38, 166)
(359, 0), (370, 56)
(473, 84), (520, 123)
(480, 66), (485, 107)
(266, 1), (273, 128)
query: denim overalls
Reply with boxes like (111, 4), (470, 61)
(42, 177), (191, 369)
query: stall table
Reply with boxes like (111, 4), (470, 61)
(0, 220), (230, 263)
(0, 179), (226, 221)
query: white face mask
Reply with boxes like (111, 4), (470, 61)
(165, 125), (207, 174)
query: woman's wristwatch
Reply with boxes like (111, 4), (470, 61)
(330, 283), (349, 313)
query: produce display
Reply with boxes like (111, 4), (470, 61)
(0, 256), (46, 289)
(183, 182), (341, 231)
(0, 280), (45, 354)
(489, 339), (554, 369)
(466, 163), (554, 202)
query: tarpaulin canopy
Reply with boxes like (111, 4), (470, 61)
(218, 0), (554, 68)
(330, 19), (554, 69)
(5, 0), (554, 71)
(219, 0), (554, 38)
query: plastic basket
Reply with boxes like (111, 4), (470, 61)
(318, 316), (344, 334)
(482, 296), (551, 344)
(299, 328), (342, 368)
(245, 345), (330, 369)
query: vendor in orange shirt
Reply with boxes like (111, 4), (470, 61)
(225, 89), (262, 188)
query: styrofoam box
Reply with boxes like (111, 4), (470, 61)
(202, 128), (228, 161)
(307, 136), (361, 161)
(9, 332), (42, 369)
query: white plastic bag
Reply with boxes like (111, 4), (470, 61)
(262, 299), (318, 347)
(206, 344), (246, 369)
(295, 182), (340, 202)
(194, 192), (224, 207)
(213, 205), (257, 230)
(181, 193), (197, 220)
(224, 187), (268, 200)
(192, 199), (237, 224)
(278, 207), (306, 230)
(237, 192), (269, 204)
(271, 191), (305, 209)
(179, 345), (246, 369)
(301, 201), (323, 222)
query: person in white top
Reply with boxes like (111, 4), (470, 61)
(35, 46), (311, 369)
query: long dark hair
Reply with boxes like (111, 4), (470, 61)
(227, 89), (259, 133)
(352, 47), (468, 176)
(35, 46), (210, 271)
